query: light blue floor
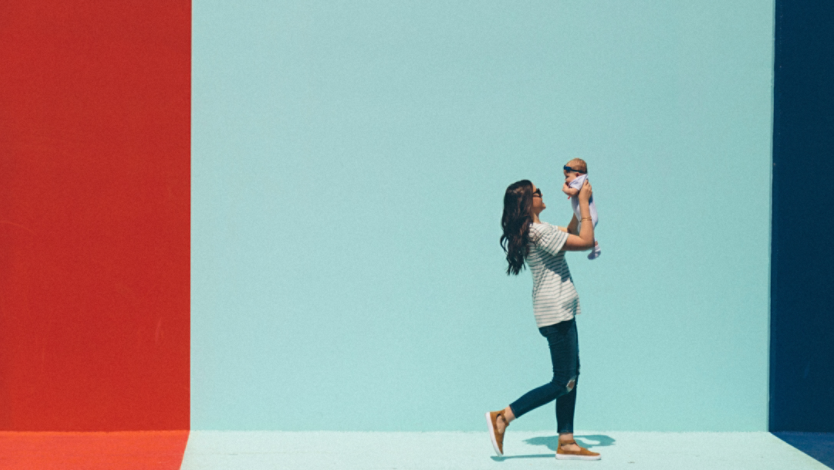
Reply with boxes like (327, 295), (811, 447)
(180, 431), (829, 470)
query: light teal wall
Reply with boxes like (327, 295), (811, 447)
(193, 1), (774, 431)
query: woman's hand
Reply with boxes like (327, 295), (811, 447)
(578, 179), (593, 203)
(564, 180), (595, 251)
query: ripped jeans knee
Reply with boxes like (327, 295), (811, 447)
(548, 374), (578, 397)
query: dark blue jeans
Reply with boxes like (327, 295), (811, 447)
(509, 318), (580, 434)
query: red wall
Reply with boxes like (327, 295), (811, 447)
(0, 1), (190, 430)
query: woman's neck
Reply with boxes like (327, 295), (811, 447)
(532, 213), (542, 224)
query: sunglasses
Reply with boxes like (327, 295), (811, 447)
(533, 188), (542, 198)
(563, 165), (586, 174)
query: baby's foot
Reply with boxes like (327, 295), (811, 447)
(587, 242), (601, 260)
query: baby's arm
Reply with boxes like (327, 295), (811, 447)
(562, 183), (580, 198)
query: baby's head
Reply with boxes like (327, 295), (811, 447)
(563, 158), (588, 184)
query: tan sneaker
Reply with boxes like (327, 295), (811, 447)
(556, 440), (601, 461)
(485, 410), (506, 455)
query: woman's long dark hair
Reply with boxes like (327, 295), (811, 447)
(500, 180), (534, 276)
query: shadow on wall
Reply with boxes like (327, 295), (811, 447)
(491, 434), (615, 461)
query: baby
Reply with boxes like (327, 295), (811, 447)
(562, 158), (601, 260)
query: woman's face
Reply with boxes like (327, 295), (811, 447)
(531, 183), (545, 214)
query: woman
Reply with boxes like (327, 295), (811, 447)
(486, 179), (600, 461)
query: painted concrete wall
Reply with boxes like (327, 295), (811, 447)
(770, 0), (834, 433)
(4, 0), (831, 442)
(0, 0), (191, 431)
(192, 1), (774, 431)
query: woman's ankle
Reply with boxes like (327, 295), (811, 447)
(502, 406), (516, 424)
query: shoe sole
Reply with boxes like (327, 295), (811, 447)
(484, 412), (502, 456)
(556, 453), (601, 461)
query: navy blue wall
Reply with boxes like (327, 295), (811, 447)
(770, 0), (834, 432)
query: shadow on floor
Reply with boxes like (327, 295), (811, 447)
(490, 434), (615, 461)
(774, 432), (834, 469)
(490, 453), (553, 461)
(525, 434), (616, 451)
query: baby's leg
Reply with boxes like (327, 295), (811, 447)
(587, 201), (600, 259)
(587, 241), (601, 260)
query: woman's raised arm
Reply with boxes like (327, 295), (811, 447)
(563, 180), (595, 251)
(557, 215), (578, 234)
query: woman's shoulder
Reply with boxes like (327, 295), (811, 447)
(529, 222), (568, 252)
(529, 222), (558, 241)
(531, 221), (558, 232)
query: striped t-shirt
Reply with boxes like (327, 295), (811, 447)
(527, 222), (581, 327)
